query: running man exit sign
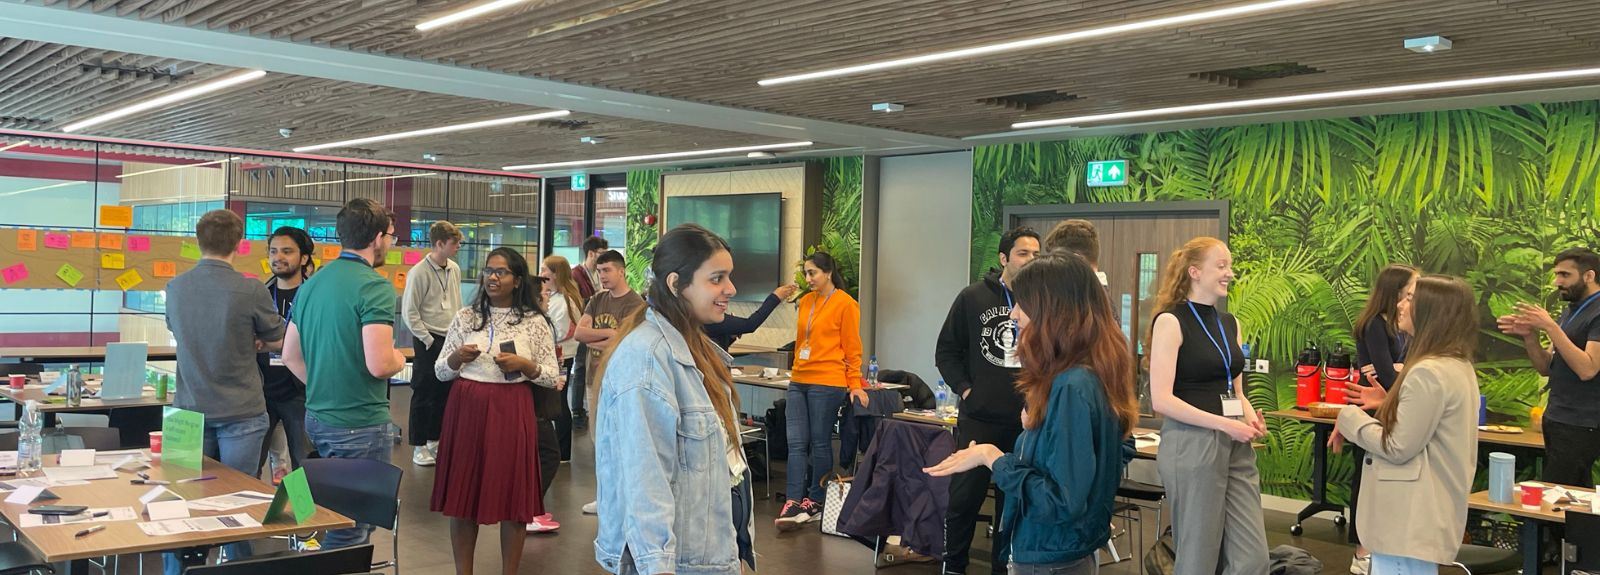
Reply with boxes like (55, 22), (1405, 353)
(1087, 160), (1127, 187)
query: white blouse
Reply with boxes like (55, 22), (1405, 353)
(546, 292), (580, 361)
(434, 306), (560, 386)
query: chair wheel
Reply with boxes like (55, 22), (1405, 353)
(1290, 524), (1303, 536)
(1335, 515), (1347, 527)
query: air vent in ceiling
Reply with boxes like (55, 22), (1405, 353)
(0, 116), (51, 128)
(1190, 62), (1323, 88)
(977, 90), (1080, 111)
(78, 60), (189, 82)
(540, 119), (594, 131)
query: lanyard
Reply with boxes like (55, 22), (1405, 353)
(337, 252), (369, 265)
(1000, 278), (1019, 343)
(803, 290), (836, 345)
(430, 259), (452, 293)
(268, 283), (291, 326)
(1561, 291), (1600, 330)
(1188, 301), (1234, 395)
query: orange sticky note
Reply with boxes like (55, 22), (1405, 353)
(376, 269), (389, 279)
(115, 269), (143, 291)
(320, 245), (340, 261)
(153, 261), (177, 278)
(15, 230), (36, 252)
(99, 205), (133, 228)
(100, 252), (125, 270)
(393, 271), (408, 289)
(99, 233), (124, 250)
(70, 232), (95, 249)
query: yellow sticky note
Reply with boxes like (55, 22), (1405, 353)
(312, 258), (323, 269)
(153, 261), (177, 278)
(15, 230), (37, 252)
(179, 242), (201, 261)
(99, 205), (133, 228)
(320, 246), (340, 261)
(260, 258), (271, 275)
(115, 269), (143, 291)
(99, 233), (124, 250)
(55, 264), (83, 287)
(101, 252), (125, 270)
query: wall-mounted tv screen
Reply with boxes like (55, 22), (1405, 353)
(664, 193), (782, 303)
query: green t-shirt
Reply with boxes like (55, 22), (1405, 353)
(293, 257), (397, 428)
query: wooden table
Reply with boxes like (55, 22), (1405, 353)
(1478, 428), (1545, 450)
(1265, 409), (1346, 535)
(1468, 485), (1584, 575)
(3, 454), (352, 574)
(732, 372), (907, 392)
(0, 384), (171, 431)
(1132, 427), (1160, 459)
(0, 347), (179, 364)
(728, 343), (781, 357)
(891, 411), (954, 428)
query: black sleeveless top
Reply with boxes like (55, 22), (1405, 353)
(1162, 302), (1246, 415)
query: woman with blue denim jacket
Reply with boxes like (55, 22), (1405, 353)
(926, 252), (1139, 575)
(593, 224), (757, 575)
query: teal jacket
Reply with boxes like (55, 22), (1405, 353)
(992, 367), (1126, 565)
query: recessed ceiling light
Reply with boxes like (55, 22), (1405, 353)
(872, 103), (906, 113)
(416, 0), (534, 31)
(1404, 35), (1452, 53)
(503, 142), (815, 171)
(62, 70), (267, 133)
(580, 136), (607, 145)
(1011, 66), (1600, 129)
(0, 141), (31, 153)
(758, 0), (1332, 86)
(293, 110), (570, 152)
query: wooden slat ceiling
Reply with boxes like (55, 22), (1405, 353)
(20, 0), (1600, 150)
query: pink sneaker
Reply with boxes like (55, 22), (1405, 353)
(526, 516), (560, 533)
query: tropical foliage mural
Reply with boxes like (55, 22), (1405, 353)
(623, 169), (662, 293)
(972, 101), (1600, 502)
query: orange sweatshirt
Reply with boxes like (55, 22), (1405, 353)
(791, 289), (863, 389)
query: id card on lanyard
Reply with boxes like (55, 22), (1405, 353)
(1189, 302), (1244, 418)
(268, 283), (291, 366)
(799, 290), (836, 361)
(1001, 279), (1021, 368)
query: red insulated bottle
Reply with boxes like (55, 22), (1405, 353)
(1323, 345), (1354, 405)
(1294, 342), (1322, 409)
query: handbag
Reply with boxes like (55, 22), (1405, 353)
(820, 473), (853, 537)
(1143, 526), (1175, 575)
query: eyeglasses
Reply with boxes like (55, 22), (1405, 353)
(381, 231), (398, 242)
(483, 267), (513, 279)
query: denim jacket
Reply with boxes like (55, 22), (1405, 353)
(593, 309), (756, 575)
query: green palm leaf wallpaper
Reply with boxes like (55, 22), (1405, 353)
(972, 101), (1600, 500)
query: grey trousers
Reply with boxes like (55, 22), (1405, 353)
(1009, 555), (1098, 575)
(1157, 419), (1270, 575)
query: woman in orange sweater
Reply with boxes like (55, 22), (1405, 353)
(775, 252), (869, 531)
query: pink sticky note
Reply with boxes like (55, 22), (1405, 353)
(242, 272), (259, 280)
(403, 251), (423, 265)
(237, 240), (252, 256)
(127, 236), (151, 252)
(42, 233), (70, 250)
(0, 263), (26, 285)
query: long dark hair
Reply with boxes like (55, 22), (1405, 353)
(1376, 275), (1477, 451)
(269, 226), (315, 279)
(469, 247), (545, 331)
(598, 224), (741, 444)
(1355, 264), (1417, 341)
(806, 251), (842, 291)
(1013, 252), (1138, 436)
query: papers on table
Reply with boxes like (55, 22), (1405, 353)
(1134, 432), (1160, 450)
(58, 449), (96, 467)
(42, 465), (117, 482)
(95, 449), (152, 467)
(137, 513), (261, 537)
(18, 506), (138, 528)
(4, 486), (54, 504)
(0, 478), (89, 491)
(0, 451), (17, 470)
(187, 491), (275, 512)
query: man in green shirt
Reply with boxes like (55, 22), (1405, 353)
(282, 197), (406, 549)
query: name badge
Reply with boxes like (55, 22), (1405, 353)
(268, 354), (284, 367)
(1003, 348), (1021, 369)
(798, 346), (812, 361)
(1220, 396), (1245, 418)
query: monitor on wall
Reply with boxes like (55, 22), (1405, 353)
(664, 193), (782, 303)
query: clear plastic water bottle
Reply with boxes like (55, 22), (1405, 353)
(867, 355), (880, 389)
(65, 364), (83, 408)
(18, 400), (42, 476)
(934, 379), (956, 421)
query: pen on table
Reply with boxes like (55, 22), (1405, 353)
(131, 475), (215, 485)
(92, 511), (107, 518)
(74, 525), (105, 538)
(178, 475), (216, 484)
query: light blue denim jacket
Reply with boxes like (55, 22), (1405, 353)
(593, 309), (756, 575)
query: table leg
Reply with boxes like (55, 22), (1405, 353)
(1520, 518), (1542, 575)
(1292, 422), (1346, 534)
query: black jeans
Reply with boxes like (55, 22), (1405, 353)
(257, 391), (308, 475)
(1347, 444), (1365, 544)
(555, 359), (575, 461)
(1542, 416), (1600, 488)
(570, 346), (590, 420)
(408, 334), (450, 446)
(538, 418), (560, 499)
(945, 417), (1023, 575)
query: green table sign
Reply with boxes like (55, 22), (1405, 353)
(263, 468), (316, 524)
(160, 407), (204, 478)
(1088, 160), (1128, 187)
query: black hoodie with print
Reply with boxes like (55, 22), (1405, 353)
(934, 269), (1023, 425)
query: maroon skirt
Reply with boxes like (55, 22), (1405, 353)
(430, 377), (544, 524)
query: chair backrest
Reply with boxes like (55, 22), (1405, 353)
(1569, 510), (1600, 572)
(300, 458), (402, 529)
(185, 544), (374, 575)
(59, 427), (123, 451)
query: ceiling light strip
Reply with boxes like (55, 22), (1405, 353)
(758, 0), (1331, 86)
(1012, 67), (1600, 129)
(416, 0), (534, 31)
(292, 110), (572, 152)
(62, 70), (267, 133)
(503, 142), (814, 171)
(283, 172), (438, 189)
(0, 181), (87, 198)
(0, 140), (31, 153)
(117, 157), (239, 179)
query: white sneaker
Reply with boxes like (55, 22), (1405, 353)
(582, 501), (598, 515)
(412, 446), (436, 467)
(1350, 554), (1370, 575)
(426, 440), (440, 458)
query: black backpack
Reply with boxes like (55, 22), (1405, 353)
(764, 398), (787, 461)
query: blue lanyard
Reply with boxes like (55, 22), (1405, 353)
(1000, 278), (1019, 343)
(337, 252), (369, 265)
(268, 283), (291, 326)
(1188, 301), (1234, 394)
(1561, 291), (1600, 330)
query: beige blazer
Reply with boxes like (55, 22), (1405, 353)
(1337, 357), (1479, 565)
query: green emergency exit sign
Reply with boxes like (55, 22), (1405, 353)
(1087, 160), (1127, 187)
(571, 173), (590, 191)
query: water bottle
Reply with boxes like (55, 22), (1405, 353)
(934, 380), (956, 421)
(156, 374), (169, 401)
(65, 364), (83, 408)
(867, 356), (880, 389)
(1488, 452), (1516, 504)
(18, 400), (42, 476)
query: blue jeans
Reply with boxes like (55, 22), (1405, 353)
(305, 412), (393, 549)
(164, 413), (270, 575)
(785, 383), (848, 503)
(1370, 554), (1437, 575)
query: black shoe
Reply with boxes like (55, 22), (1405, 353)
(799, 498), (824, 523)
(774, 500), (809, 531)
(573, 416), (589, 430)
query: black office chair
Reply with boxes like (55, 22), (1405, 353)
(1452, 544), (1520, 575)
(300, 459), (402, 573)
(1567, 509), (1600, 575)
(0, 541), (52, 574)
(183, 544), (373, 575)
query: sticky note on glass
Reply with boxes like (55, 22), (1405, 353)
(55, 264), (83, 287)
(43, 233), (69, 250)
(1, 263), (27, 285)
(115, 269), (143, 291)
(385, 250), (403, 266)
(179, 242), (201, 261)
(403, 251), (423, 265)
(99, 205), (133, 228)
(127, 236), (151, 252)
(70, 232), (95, 249)
(393, 271), (407, 289)
(15, 230), (37, 252)
(311, 258), (322, 268)
(320, 246), (340, 261)
(242, 272), (258, 280)
(376, 269), (389, 279)
(101, 252), (125, 270)
(259, 258), (271, 275)
(237, 240), (251, 256)
(153, 261), (177, 278)
(99, 233), (124, 250)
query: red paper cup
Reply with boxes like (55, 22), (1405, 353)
(7, 375), (22, 390)
(149, 431), (163, 456)
(1519, 481), (1546, 509)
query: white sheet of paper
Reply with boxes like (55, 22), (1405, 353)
(6, 486), (44, 504)
(186, 491), (275, 512)
(137, 513), (260, 537)
(58, 449), (96, 467)
(111, 455), (147, 472)
(137, 519), (189, 537)
(145, 499), (190, 521)
(0, 478), (86, 491)
(0, 451), (17, 469)
(139, 486), (182, 505)
(42, 465), (117, 482)
(19, 507), (138, 528)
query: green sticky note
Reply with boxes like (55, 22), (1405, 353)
(263, 468), (315, 524)
(385, 250), (403, 265)
(55, 263), (83, 287)
(179, 242), (202, 261)
(160, 407), (204, 477)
